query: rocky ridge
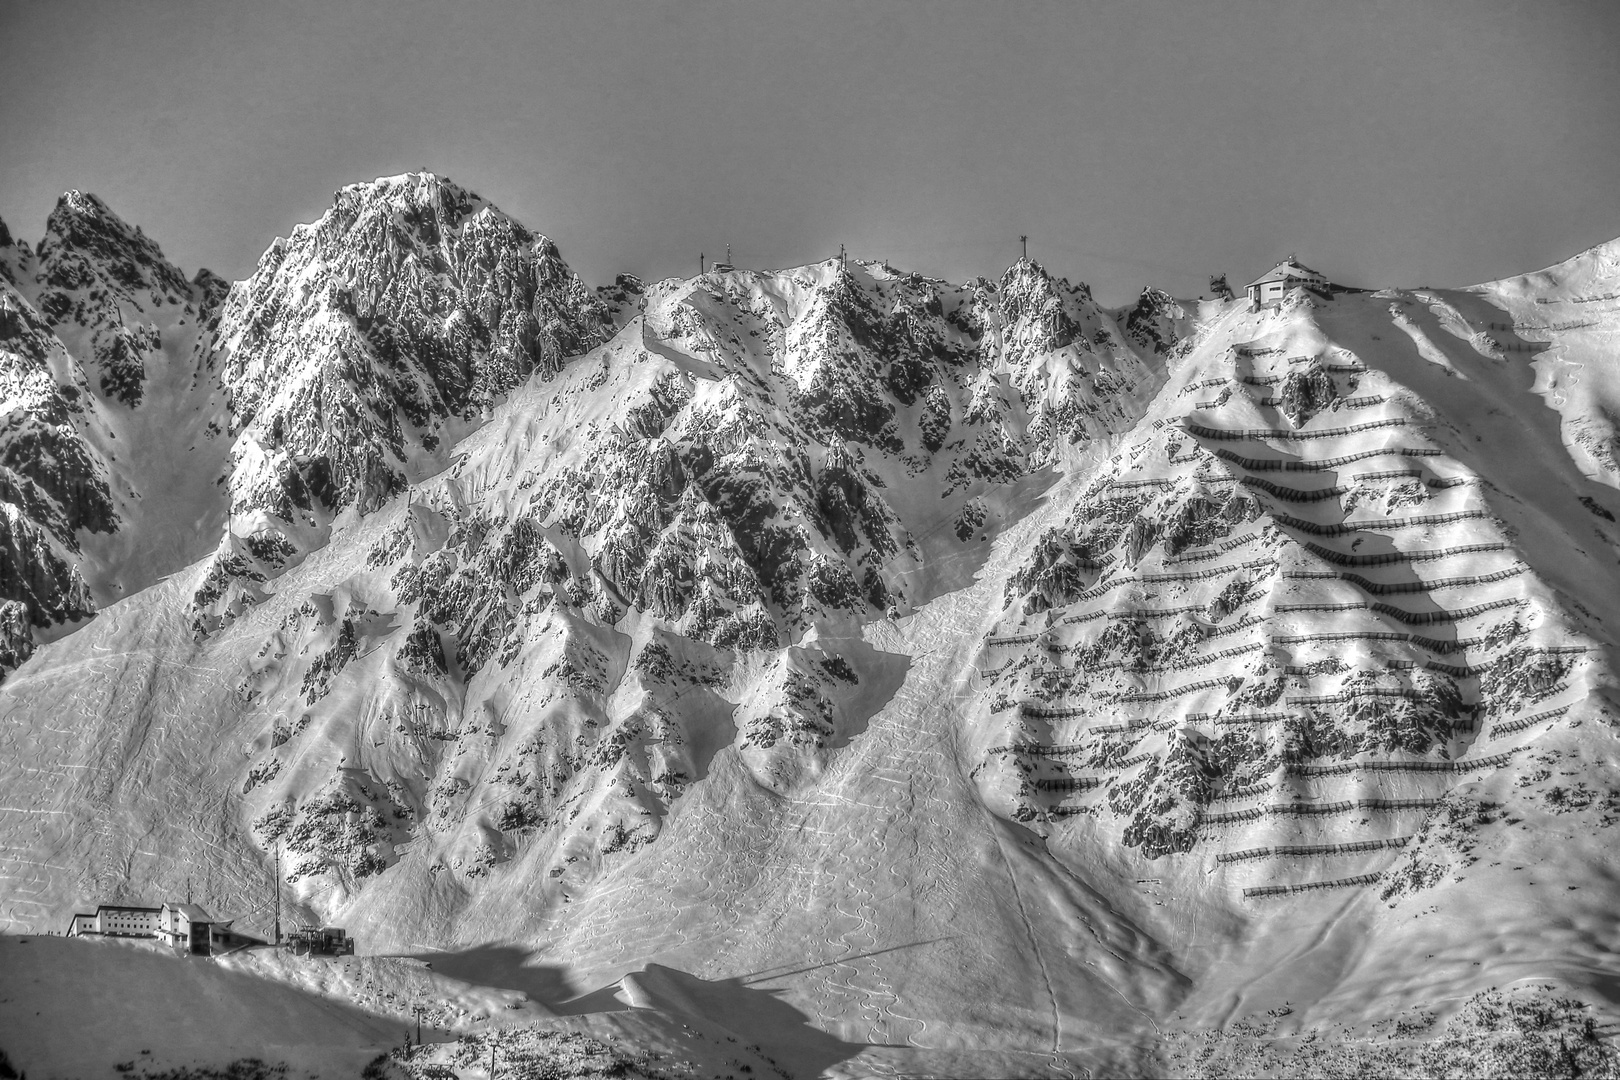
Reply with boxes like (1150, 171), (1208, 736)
(221, 239), (1177, 907)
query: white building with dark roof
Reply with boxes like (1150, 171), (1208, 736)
(65, 900), (236, 956)
(1246, 257), (1330, 305)
(64, 904), (162, 938)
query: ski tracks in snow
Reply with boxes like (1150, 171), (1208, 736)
(787, 607), (988, 1051)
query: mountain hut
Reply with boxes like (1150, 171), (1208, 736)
(1246, 257), (1331, 305)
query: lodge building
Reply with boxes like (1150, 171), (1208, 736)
(65, 901), (232, 955)
(64, 904), (162, 938)
(1246, 257), (1331, 306)
(158, 902), (229, 955)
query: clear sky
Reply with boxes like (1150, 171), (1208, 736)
(3, 0), (1618, 304)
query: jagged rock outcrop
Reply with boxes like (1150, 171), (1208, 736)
(211, 172), (616, 526)
(987, 259), (1165, 462)
(0, 268), (117, 544)
(28, 192), (198, 407)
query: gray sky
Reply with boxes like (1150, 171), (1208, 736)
(3, 0), (1618, 304)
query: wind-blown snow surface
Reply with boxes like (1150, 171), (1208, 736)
(3, 175), (1620, 1076)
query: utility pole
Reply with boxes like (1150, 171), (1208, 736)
(699, 252), (705, 275)
(413, 1004), (425, 1050)
(489, 1038), (496, 1078)
(273, 845), (281, 947)
(838, 244), (846, 270)
(1020, 235), (1028, 261)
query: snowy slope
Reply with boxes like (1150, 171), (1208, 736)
(3, 176), (1620, 1075)
(0, 933), (396, 1077)
(1472, 238), (1620, 492)
(973, 280), (1620, 1043)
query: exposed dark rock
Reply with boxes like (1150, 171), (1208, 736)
(1277, 365), (1339, 427)
(1124, 287), (1182, 354)
(1123, 731), (1217, 858)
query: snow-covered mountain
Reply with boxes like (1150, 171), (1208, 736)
(0, 191), (231, 666)
(3, 173), (1620, 1076)
(191, 172), (620, 636)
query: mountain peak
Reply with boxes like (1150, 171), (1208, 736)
(55, 188), (110, 213)
(36, 189), (191, 304)
(46, 189), (143, 249)
(327, 170), (495, 231)
(200, 167), (613, 574)
(341, 169), (472, 201)
(997, 257), (1097, 310)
